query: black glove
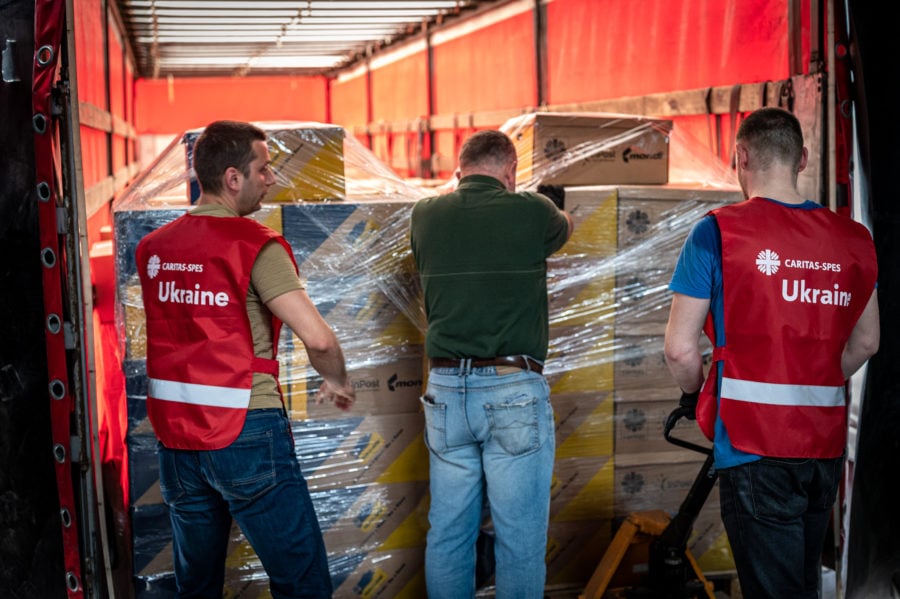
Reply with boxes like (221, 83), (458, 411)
(678, 389), (700, 420)
(537, 183), (565, 210)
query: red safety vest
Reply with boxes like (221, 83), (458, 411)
(136, 213), (296, 450)
(696, 197), (877, 458)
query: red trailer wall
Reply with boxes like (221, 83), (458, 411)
(545, 0), (807, 105)
(134, 76), (329, 135)
(431, 3), (537, 176)
(74, 0), (106, 193)
(108, 22), (126, 175)
(331, 68), (370, 146)
(370, 47), (430, 176)
(432, 8), (536, 114)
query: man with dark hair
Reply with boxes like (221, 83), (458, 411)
(664, 107), (879, 597)
(136, 120), (354, 598)
(410, 129), (574, 598)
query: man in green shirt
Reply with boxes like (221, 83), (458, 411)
(410, 129), (573, 599)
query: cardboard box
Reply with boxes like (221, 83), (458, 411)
(315, 481), (430, 553)
(502, 113), (673, 187)
(614, 267), (675, 330)
(295, 413), (429, 491)
(330, 546), (426, 599)
(288, 355), (426, 419)
(614, 399), (711, 454)
(551, 391), (613, 459)
(545, 520), (613, 587)
(281, 201), (417, 275)
(184, 123), (346, 202)
(613, 333), (713, 401)
(303, 275), (424, 350)
(553, 186), (618, 260)
(613, 450), (715, 517)
(615, 185), (742, 249)
(546, 324), (614, 394)
(548, 269), (616, 328)
(550, 455), (614, 522)
(612, 333), (677, 401)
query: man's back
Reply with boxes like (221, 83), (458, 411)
(410, 174), (569, 360)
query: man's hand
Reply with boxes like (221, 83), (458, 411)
(317, 379), (356, 411)
(678, 389), (699, 419)
(537, 183), (565, 210)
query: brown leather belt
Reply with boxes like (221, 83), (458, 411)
(428, 355), (543, 374)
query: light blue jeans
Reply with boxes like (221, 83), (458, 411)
(157, 409), (332, 598)
(421, 365), (555, 599)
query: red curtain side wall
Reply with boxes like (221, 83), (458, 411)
(107, 22), (125, 176)
(431, 7), (537, 177)
(370, 49), (429, 175)
(432, 10), (536, 115)
(331, 71), (370, 147)
(74, 0), (105, 191)
(546, 0), (793, 105)
(134, 76), (329, 135)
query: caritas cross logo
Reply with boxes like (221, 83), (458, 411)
(756, 249), (780, 276)
(147, 255), (161, 279)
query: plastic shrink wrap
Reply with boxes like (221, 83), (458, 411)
(108, 117), (741, 596)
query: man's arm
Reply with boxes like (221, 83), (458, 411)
(266, 289), (355, 410)
(842, 289), (880, 378)
(664, 293), (710, 394)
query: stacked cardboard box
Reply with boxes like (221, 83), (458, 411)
(543, 184), (742, 583)
(114, 196), (431, 596)
(113, 115), (743, 594)
(502, 112), (673, 189)
(183, 123), (346, 202)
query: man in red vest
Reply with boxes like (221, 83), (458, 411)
(136, 120), (354, 598)
(664, 107), (879, 597)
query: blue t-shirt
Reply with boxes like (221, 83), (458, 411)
(669, 197), (823, 468)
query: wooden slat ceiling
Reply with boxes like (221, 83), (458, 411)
(114, 0), (496, 78)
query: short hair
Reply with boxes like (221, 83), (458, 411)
(192, 121), (267, 195)
(458, 130), (517, 171)
(736, 107), (804, 171)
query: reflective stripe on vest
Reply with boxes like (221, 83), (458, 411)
(720, 378), (845, 408)
(148, 377), (250, 409)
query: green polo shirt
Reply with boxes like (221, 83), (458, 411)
(409, 174), (569, 361)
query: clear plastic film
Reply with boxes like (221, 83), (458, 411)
(113, 117), (741, 595)
(502, 112), (742, 579)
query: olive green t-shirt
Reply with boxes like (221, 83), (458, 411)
(409, 174), (569, 361)
(188, 204), (304, 409)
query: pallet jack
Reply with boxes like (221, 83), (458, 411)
(579, 404), (720, 599)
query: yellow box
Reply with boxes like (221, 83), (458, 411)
(550, 455), (614, 522)
(546, 324), (615, 394)
(302, 413), (429, 492)
(331, 546), (426, 599)
(551, 391), (614, 459)
(545, 519), (613, 587)
(318, 481), (430, 554)
(184, 123), (346, 202)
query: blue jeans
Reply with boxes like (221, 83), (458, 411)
(421, 365), (555, 599)
(718, 455), (843, 599)
(157, 409), (331, 598)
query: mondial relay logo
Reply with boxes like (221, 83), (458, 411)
(756, 249), (781, 275)
(147, 255), (161, 279)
